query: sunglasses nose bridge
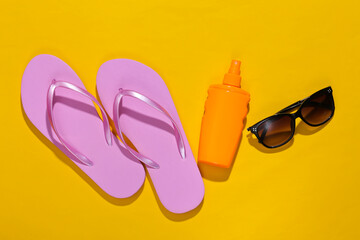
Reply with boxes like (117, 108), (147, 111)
(292, 111), (301, 119)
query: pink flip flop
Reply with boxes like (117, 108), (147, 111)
(96, 59), (204, 213)
(21, 54), (145, 198)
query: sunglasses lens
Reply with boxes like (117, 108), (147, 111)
(301, 90), (334, 125)
(257, 115), (294, 147)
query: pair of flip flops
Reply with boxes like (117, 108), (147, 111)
(21, 54), (204, 214)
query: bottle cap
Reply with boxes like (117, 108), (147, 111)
(223, 60), (241, 87)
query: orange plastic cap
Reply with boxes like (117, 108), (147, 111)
(223, 60), (241, 87)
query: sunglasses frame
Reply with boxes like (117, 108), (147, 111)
(247, 86), (335, 148)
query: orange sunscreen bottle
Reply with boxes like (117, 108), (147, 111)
(198, 60), (250, 168)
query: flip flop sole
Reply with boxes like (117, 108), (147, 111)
(21, 55), (145, 198)
(97, 59), (204, 213)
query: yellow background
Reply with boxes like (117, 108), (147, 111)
(1, 0), (360, 239)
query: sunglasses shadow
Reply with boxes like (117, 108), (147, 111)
(246, 118), (332, 153)
(295, 120), (330, 135)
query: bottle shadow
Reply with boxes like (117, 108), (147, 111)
(21, 102), (143, 206)
(247, 119), (331, 153)
(198, 162), (234, 182)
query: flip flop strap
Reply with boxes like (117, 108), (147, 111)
(113, 88), (186, 169)
(47, 79), (113, 166)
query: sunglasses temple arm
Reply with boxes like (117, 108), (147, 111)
(276, 98), (307, 114)
(307, 101), (334, 110)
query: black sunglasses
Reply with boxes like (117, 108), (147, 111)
(247, 86), (335, 148)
